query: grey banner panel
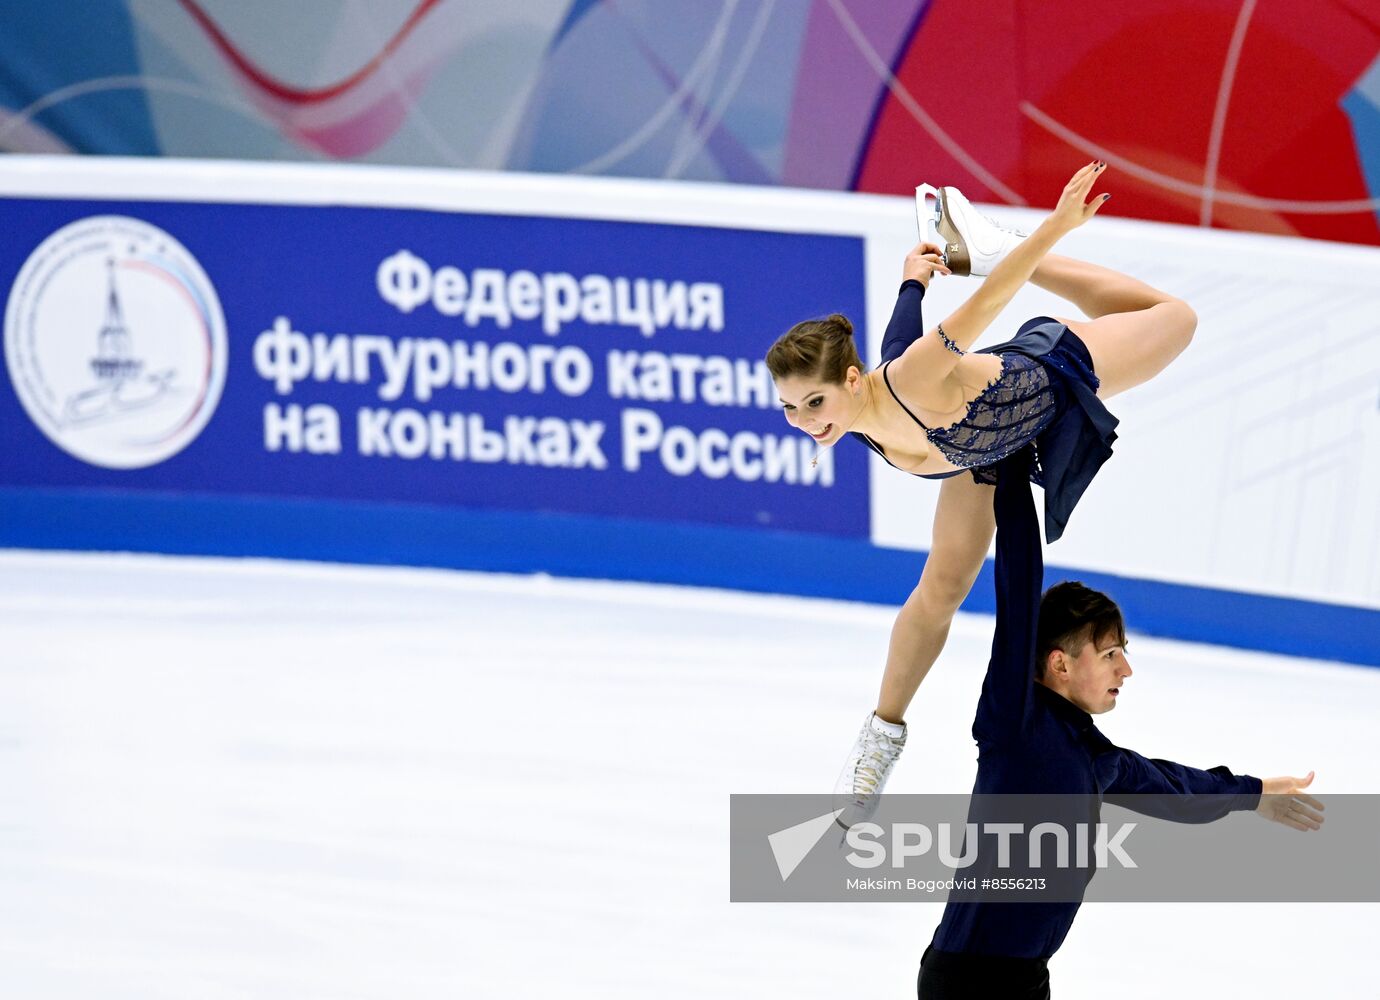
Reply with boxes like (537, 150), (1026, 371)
(730, 794), (1371, 903)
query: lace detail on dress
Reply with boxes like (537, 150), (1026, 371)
(878, 354), (1059, 476)
(924, 354), (1057, 469)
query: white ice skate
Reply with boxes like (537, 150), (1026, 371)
(915, 183), (1027, 277)
(833, 712), (907, 828)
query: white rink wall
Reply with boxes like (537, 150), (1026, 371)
(0, 156), (1376, 656)
(879, 210), (1380, 611)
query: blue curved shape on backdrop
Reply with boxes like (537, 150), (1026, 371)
(0, 0), (159, 154)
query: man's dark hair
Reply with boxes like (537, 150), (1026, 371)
(1036, 581), (1127, 679)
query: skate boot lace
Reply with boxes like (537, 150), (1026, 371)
(849, 729), (905, 799)
(979, 208), (1026, 239)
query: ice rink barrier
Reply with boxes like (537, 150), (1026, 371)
(0, 158), (1375, 665)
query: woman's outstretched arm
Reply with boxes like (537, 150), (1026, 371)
(893, 162), (1112, 388)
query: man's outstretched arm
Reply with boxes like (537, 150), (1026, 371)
(1102, 749), (1323, 830)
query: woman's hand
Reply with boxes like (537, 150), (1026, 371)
(1255, 771), (1324, 831)
(1046, 161), (1112, 234)
(903, 241), (952, 288)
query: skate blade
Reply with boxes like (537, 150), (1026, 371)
(914, 184), (941, 244)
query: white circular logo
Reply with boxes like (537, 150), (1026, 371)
(4, 215), (228, 469)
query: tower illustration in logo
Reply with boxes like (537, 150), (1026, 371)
(5, 216), (228, 469)
(92, 260), (141, 381)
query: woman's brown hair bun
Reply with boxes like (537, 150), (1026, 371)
(765, 313), (862, 384)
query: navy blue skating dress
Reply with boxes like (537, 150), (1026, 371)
(850, 279), (1119, 543)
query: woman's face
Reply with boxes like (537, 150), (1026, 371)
(775, 370), (858, 448)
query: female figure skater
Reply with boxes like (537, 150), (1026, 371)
(765, 163), (1198, 814)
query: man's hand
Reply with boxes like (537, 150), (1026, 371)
(1256, 771), (1324, 831)
(902, 242), (952, 288)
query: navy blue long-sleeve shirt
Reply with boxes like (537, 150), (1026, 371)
(929, 453), (1262, 959)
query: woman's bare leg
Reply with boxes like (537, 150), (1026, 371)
(875, 473), (995, 723)
(1031, 254), (1168, 318)
(1029, 253), (1197, 400)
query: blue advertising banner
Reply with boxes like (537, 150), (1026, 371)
(0, 196), (870, 577)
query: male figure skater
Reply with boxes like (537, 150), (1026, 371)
(916, 450), (1324, 999)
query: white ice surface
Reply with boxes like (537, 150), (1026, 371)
(0, 550), (1375, 999)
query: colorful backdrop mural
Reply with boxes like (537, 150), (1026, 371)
(2, 0), (1379, 245)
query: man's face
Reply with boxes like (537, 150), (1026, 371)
(1050, 634), (1132, 714)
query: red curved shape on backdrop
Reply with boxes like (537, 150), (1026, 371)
(855, 0), (1380, 245)
(175, 0), (443, 106)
